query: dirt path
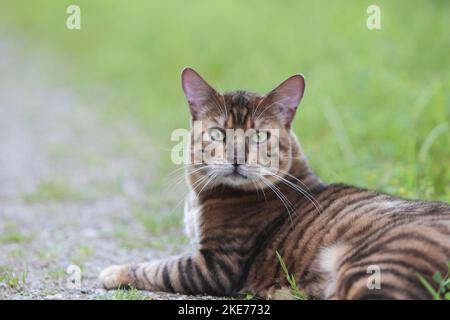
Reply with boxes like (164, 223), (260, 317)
(0, 41), (211, 300)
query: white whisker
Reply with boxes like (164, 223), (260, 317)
(260, 176), (296, 226)
(260, 168), (323, 216)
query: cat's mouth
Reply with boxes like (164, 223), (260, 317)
(223, 168), (248, 179)
(224, 172), (247, 179)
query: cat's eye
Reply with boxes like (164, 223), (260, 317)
(251, 130), (270, 144)
(208, 128), (225, 141)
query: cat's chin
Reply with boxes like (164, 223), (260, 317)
(216, 174), (255, 189)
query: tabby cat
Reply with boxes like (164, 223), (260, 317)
(100, 68), (450, 299)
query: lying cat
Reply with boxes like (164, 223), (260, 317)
(100, 68), (450, 299)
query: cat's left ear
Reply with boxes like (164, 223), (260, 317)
(262, 74), (305, 127)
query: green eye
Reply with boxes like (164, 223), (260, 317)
(252, 131), (269, 144)
(208, 128), (225, 141)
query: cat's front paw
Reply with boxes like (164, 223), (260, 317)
(99, 265), (135, 289)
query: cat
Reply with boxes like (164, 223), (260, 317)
(100, 67), (450, 299)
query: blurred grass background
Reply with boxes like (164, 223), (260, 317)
(0, 0), (448, 201)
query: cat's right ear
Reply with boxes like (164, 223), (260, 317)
(181, 67), (218, 120)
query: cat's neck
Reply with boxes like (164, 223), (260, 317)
(287, 134), (323, 191)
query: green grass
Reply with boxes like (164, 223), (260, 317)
(0, 223), (33, 245)
(47, 268), (67, 281)
(8, 249), (25, 258)
(100, 287), (151, 300)
(135, 206), (188, 252)
(276, 251), (308, 300)
(149, 233), (189, 253)
(23, 180), (84, 203)
(417, 262), (450, 300)
(112, 224), (139, 249)
(244, 292), (256, 300)
(0, 232), (32, 245)
(0, 266), (28, 290)
(69, 246), (95, 270)
(0, 0), (448, 204)
(36, 245), (62, 261)
(135, 207), (182, 235)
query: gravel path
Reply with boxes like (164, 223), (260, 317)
(0, 41), (213, 300)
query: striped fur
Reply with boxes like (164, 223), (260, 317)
(100, 70), (450, 299)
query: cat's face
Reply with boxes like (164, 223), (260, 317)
(182, 68), (305, 191)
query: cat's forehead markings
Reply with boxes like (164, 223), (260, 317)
(225, 112), (234, 128)
(245, 112), (253, 129)
(224, 106), (255, 130)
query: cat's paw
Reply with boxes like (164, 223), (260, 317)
(99, 265), (135, 289)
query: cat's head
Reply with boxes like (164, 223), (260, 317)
(181, 67), (305, 191)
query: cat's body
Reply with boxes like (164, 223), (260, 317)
(185, 180), (450, 300)
(181, 139), (450, 299)
(100, 68), (450, 299)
